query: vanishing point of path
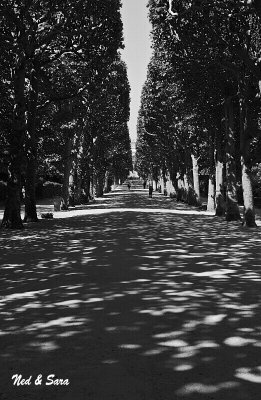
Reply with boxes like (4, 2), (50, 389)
(1, 185), (261, 400)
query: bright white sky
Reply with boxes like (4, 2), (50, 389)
(120, 0), (152, 143)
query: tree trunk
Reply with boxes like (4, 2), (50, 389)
(177, 177), (185, 201)
(104, 171), (110, 193)
(163, 175), (167, 196)
(73, 136), (85, 204)
(241, 161), (256, 226)
(215, 123), (226, 216)
(171, 171), (178, 198)
(159, 173), (164, 193)
(94, 172), (105, 197)
(166, 171), (175, 197)
(207, 133), (216, 212)
(1, 63), (26, 229)
(183, 174), (189, 203)
(215, 161), (225, 216)
(62, 132), (74, 210)
(225, 97), (241, 221)
(207, 177), (215, 212)
(191, 154), (201, 206)
(84, 175), (91, 202)
(24, 64), (39, 222)
(69, 172), (75, 206)
(75, 173), (83, 204)
(239, 94), (257, 227)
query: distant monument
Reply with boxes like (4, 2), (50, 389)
(129, 141), (139, 178)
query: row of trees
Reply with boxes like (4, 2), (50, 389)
(0, 0), (132, 229)
(136, 0), (261, 227)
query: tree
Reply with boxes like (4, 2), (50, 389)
(0, 0), (125, 228)
(136, 0), (261, 226)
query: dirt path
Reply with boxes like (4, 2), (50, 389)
(1, 187), (261, 400)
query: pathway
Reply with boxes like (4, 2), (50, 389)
(0, 185), (261, 400)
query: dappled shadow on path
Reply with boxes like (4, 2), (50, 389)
(0, 195), (261, 399)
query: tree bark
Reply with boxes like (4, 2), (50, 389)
(1, 63), (26, 229)
(225, 97), (241, 221)
(93, 171), (105, 197)
(104, 171), (110, 193)
(62, 131), (74, 210)
(241, 161), (256, 226)
(239, 93), (257, 227)
(24, 64), (39, 222)
(215, 160), (224, 215)
(207, 133), (216, 212)
(191, 154), (201, 206)
(183, 174), (189, 203)
(177, 177), (185, 201)
(171, 170), (178, 198)
(69, 172), (75, 206)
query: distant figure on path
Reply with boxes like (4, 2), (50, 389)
(127, 182), (131, 190)
(143, 180), (147, 189)
(149, 182), (153, 198)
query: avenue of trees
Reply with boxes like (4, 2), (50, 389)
(136, 0), (261, 227)
(0, 0), (132, 229)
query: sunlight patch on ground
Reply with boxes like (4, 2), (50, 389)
(1, 264), (25, 269)
(102, 359), (119, 364)
(85, 297), (104, 303)
(159, 339), (189, 347)
(139, 255), (161, 259)
(176, 381), (240, 396)
(235, 366), (261, 383)
(203, 314), (227, 325)
(0, 289), (50, 303)
(174, 364), (194, 372)
(142, 348), (167, 356)
(8, 235), (43, 240)
(51, 207), (215, 219)
(119, 344), (141, 350)
(193, 269), (236, 278)
(195, 340), (219, 349)
(27, 340), (59, 352)
(154, 331), (184, 340)
(224, 336), (256, 346)
(54, 299), (82, 307)
(14, 301), (43, 312)
(24, 316), (87, 332)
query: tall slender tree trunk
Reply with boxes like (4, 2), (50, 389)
(215, 125), (226, 216)
(166, 172), (170, 196)
(69, 172), (75, 206)
(73, 137), (84, 204)
(239, 94), (257, 227)
(163, 175), (167, 196)
(207, 134), (216, 213)
(171, 170), (178, 198)
(1, 63), (26, 229)
(94, 171), (105, 197)
(183, 174), (189, 203)
(75, 173), (83, 204)
(24, 64), (39, 222)
(225, 97), (241, 221)
(191, 154), (201, 206)
(177, 177), (185, 201)
(62, 131), (74, 210)
(84, 173), (91, 202)
(215, 161), (225, 216)
(166, 171), (175, 197)
(104, 171), (110, 193)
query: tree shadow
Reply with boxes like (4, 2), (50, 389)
(0, 194), (261, 400)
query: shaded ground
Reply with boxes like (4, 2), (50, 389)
(0, 187), (261, 400)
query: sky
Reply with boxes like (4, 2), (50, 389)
(120, 0), (152, 143)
